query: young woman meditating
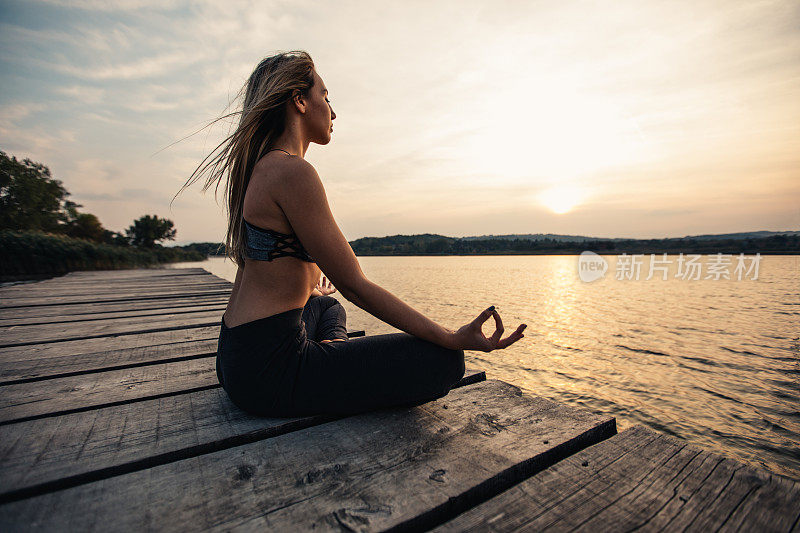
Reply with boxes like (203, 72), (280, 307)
(181, 50), (527, 417)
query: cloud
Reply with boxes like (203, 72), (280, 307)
(31, 0), (189, 12)
(0, 103), (77, 160)
(53, 50), (202, 81)
(54, 85), (106, 104)
(0, 102), (48, 123)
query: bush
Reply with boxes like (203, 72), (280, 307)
(0, 230), (205, 278)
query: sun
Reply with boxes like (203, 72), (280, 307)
(538, 185), (584, 214)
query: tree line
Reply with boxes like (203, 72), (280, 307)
(348, 233), (799, 255)
(185, 231), (799, 259)
(1, 150), (177, 248)
(1, 150), (203, 280)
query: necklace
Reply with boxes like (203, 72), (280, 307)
(268, 148), (295, 156)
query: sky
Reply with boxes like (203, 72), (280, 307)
(1, 0), (798, 244)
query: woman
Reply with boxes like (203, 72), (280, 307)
(181, 51), (527, 417)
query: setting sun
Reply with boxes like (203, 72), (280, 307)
(538, 185), (585, 214)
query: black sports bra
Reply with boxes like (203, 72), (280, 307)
(243, 219), (315, 263)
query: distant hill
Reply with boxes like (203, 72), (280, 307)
(460, 230), (800, 242)
(678, 230), (800, 240)
(460, 233), (611, 242)
(173, 230), (800, 256)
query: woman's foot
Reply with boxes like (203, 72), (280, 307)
(320, 339), (347, 343)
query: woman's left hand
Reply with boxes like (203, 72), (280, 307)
(315, 274), (338, 296)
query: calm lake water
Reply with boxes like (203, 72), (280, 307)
(169, 254), (800, 480)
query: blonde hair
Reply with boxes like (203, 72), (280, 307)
(176, 50), (316, 267)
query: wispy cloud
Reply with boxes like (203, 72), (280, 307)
(54, 85), (106, 104)
(32, 0), (189, 12)
(53, 50), (201, 80)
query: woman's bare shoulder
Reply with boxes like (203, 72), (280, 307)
(245, 155), (326, 230)
(251, 153), (320, 192)
(244, 155), (309, 226)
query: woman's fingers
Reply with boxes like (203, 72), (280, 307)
(472, 306), (494, 327)
(460, 307), (527, 352)
(496, 324), (527, 349)
(488, 310), (504, 344)
(316, 275), (336, 295)
(317, 274), (336, 295)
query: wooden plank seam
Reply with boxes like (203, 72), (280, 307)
(0, 321), (225, 349)
(0, 351), (218, 386)
(383, 418), (618, 533)
(0, 371), (488, 505)
(0, 290), (232, 310)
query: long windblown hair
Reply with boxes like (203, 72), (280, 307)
(176, 51), (316, 268)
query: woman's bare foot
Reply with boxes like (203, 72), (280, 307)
(320, 339), (347, 343)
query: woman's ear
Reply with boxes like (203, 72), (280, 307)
(291, 89), (307, 114)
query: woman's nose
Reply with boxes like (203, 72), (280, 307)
(331, 108), (336, 120)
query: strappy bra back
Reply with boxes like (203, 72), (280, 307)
(242, 148), (315, 263)
(243, 219), (315, 263)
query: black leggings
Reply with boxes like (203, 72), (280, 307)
(216, 295), (466, 417)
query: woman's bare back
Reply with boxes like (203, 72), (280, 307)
(223, 153), (321, 328)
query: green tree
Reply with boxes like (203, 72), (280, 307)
(65, 213), (107, 242)
(126, 214), (177, 248)
(0, 150), (69, 232)
(103, 229), (130, 246)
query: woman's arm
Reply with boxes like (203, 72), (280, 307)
(344, 278), (455, 348)
(273, 159), (455, 349)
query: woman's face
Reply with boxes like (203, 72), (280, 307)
(305, 69), (336, 145)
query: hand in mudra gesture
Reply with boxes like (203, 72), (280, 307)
(451, 306), (526, 352)
(315, 274), (338, 296)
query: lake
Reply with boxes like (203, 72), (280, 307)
(168, 253), (800, 480)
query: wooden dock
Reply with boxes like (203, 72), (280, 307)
(0, 268), (797, 531)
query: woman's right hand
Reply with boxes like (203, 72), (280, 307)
(447, 306), (526, 352)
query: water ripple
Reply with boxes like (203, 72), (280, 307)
(615, 344), (671, 357)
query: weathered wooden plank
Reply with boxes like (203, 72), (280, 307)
(0, 271), (225, 295)
(0, 295), (229, 320)
(432, 424), (800, 532)
(0, 379), (616, 531)
(0, 310), (225, 347)
(0, 275), (227, 294)
(0, 288), (232, 309)
(0, 303), (228, 327)
(0, 287), (230, 304)
(0, 358), (219, 424)
(66, 267), (210, 277)
(0, 281), (231, 299)
(63, 267), (208, 276)
(0, 338), (218, 384)
(0, 326), (219, 363)
(0, 370), (486, 502)
(0, 269), (210, 294)
(39, 268), (210, 282)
